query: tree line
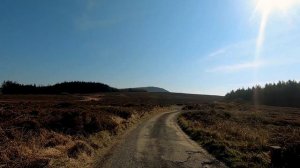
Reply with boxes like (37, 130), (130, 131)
(225, 80), (300, 108)
(0, 81), (119, 94)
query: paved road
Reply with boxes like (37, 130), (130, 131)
(97, 110), (226, 168)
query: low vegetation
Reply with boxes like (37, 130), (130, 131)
(226, 80), (300, 108)
(0, 94), (165, 168)
(0, 92), (219, 167)
(179, 102), (300, 167)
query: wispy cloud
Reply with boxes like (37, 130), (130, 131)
(206, 56), (300, 73)
(204, 39), (255, 60)
(207, 48), (226, 58)
(207, 61), (263, 73)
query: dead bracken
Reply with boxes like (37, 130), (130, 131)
(179, 102), (300, 168)
(0, 94), (163, 168)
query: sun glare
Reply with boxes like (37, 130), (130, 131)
(253, 0), (300, 107)
(254, 0), (300, 59)
(255, 0), (299, 15)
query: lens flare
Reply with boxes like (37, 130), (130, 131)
(255, 0), (299, 58)
(253, 0), (300, 106)
(254, 0), (300, 57)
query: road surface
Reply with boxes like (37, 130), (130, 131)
(97, 110), (226, 168)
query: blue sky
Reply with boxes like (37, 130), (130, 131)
(1, 0), (300, 95)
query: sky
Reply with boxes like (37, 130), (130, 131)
(1, 0), (300, 95)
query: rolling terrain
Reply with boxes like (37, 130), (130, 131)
(0, 92), (221, 168)
(2, 84), (299, 167)
(129, 87), (169, 93)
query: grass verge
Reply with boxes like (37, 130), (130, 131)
(178, 102), (300, 168)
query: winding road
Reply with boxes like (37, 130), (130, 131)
(97, 110), (226, 168)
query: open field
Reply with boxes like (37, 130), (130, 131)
(178, 102), (300, 168)
(0, 92), (220, 168)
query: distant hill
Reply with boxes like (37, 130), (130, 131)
(132, 87), (169, 93)
(0, 80), (172, 94)
(120, 88), (147, 92)
(121, 87), (169, 93)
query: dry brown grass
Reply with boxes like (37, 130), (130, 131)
(0, 92), (219, 167)
(179, 102), (300, 168)
(0, 94), (160, 167)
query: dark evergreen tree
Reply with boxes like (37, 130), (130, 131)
(1, 81), (119, 94)
(225, 80), (300, 108)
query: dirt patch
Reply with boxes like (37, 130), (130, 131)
(79, 95), (102, 102)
